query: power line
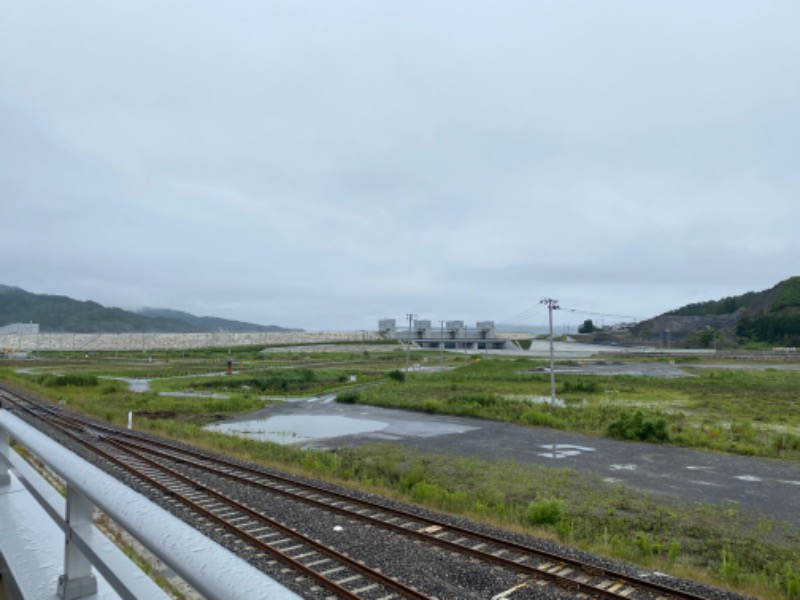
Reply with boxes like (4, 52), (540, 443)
(496, 301), (643, 330)
(496, 303), (547, 329)
(560, 307), (643, 322)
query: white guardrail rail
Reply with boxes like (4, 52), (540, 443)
(0, 409), (300, 600)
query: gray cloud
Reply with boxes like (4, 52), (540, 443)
(1, 1), (798, 330)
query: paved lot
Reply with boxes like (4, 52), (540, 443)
(230, 396), (800, 529)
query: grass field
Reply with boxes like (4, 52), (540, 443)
(3, 345), (800, 598)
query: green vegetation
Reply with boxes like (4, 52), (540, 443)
(684, 328), (723, 349)
(737, 315), (800, 346)
(0, 284), (296, 333)
(607, 410), (670, 442)
(773, 277), (800, 313)
(666, 291), (760, 317)
(526, 496), (566, 525)
(387, 369), (406, 382)
(3, 347), (800, 598)
(336, 390), (360, 404)
(34, 373), (99, 387)
(345, 360), (800, 462)
(735, 277), (800, 346)
(0, 285), (196, 333)
(643, 276), (800, 347)
(8, 352), (800, 462)
(514, 339), (533, 350)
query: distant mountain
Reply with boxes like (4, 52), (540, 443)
(0, 285), (301, 333)
(136, 308), (301, 333)
(629, 276), (800, 348)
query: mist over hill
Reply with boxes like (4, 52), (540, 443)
(0, 285), (300, 333)
(136, 308), (302, 333)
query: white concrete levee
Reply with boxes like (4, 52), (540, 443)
(1, 331), (363, 353)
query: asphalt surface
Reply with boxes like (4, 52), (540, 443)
(224, 393), (800, 530)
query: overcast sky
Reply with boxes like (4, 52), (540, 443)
(1, 1), (798, 331)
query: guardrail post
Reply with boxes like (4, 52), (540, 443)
(0, 423), (10, 486)
(57, 484), (98, 600)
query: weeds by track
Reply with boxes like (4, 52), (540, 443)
(1, 382), (732, 600)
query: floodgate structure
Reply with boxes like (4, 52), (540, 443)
(378, 318), (512, 350)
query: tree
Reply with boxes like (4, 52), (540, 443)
(578, 319), (596, 334)
(694, 328), (718, 348)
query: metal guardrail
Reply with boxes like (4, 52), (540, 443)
(0, 409), (299, 600)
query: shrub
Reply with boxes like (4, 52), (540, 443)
(606, 411), (669, 443)
(458, 393), (498, 407)
(771, 433), (800, 453)
(422, 400), (440, 413)
(99, 382), (120, 395)
(718, 548), (742, 585)
(526, 497), (565, 526)
(520, 409), (565, 429)
(633, 532), (662, 557)
(253, 368), (317, 392)
(336, 390), (360, 404)
(387, 369), (406, 382)
(560, 379), (599, 394)
(35, 374), (98, 387)
(785, 564), (800, 597)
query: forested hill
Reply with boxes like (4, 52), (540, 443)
(0, 285), (299, 333)
(664, 291), (761, 317)
(635, 276), (800, 347)
(663, 277), (800, 320)
(734, 277), (800, 345)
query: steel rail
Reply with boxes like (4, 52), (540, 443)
(109, 435), (703, 600)
(1, 384), (709, 599)
(111, 437), (625, 597)
(1, 391), (428, 600)
(101, 438), (428, 600)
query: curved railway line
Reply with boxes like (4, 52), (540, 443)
(0, 382), (741, 600)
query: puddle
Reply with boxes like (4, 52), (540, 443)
(504, 394), (567, 408)
(205, 414), (388, 445)
(106, 378), (151, 392)
(160, 391), (229, 399)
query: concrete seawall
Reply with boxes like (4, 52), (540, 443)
(0, 331), (367, 352)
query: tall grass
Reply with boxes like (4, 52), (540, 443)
(3, 361), (800, 598)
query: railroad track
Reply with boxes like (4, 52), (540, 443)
(1, 383), (724, 599)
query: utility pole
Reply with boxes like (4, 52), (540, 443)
(541, 298), (560, 404)
(405, 313), (416, 375)
(439, 320), (446, 364)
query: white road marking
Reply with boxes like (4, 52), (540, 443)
(609, 464), (638, 471)
(734, 475), (762, 482)
(538, 450), (581, 459)
(537, 444), (596, 459)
